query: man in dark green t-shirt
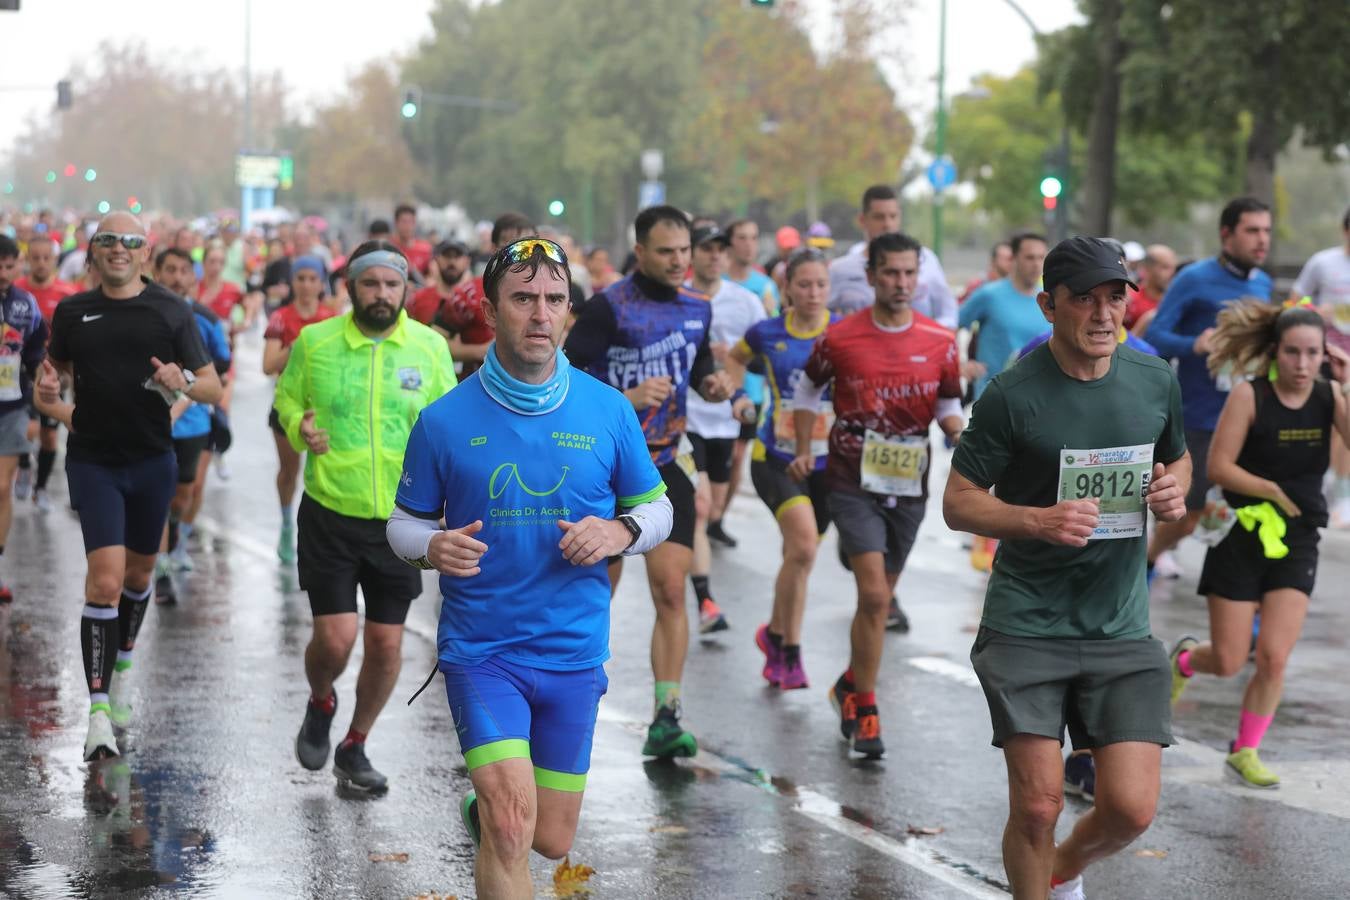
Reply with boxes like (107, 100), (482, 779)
(943, 236), (1191, 900)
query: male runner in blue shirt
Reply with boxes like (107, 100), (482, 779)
(389, 238), (672, 899)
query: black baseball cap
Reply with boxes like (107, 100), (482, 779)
(434, 237), (469, 256)
(690, 225), (730, 248)
(1042, 236), (1138, 296)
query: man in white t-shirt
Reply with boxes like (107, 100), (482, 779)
(828, 184), (957, 328)
(685, 225), (765, 633)
(1291, 205), (1350, 525)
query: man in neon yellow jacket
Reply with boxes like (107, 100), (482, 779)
(275, 240), (456, 793)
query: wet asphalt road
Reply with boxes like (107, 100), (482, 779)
(1, 330), (1349, 899)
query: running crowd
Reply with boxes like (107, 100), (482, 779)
(1, 191), (1348, 900)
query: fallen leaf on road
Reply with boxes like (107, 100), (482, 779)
(369, 852), (410, 863)
(906, 825), (945, 836)
(1135, 849), (1168, 859)
(553, 856), (595, 895)
(649, 825), (688, 834)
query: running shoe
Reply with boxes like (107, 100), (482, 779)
(1049, 874), (1086, 900)
(295, 696), (337, 771)
(1063, 752), (1095, 800)
(1153, 550), (1182, 579)
(84, 709), (120, 761)
(0, 585), (11, 605)
(277, 523), (296, 564)
(886, 596), (910, 633)
(154, 569), (176, 606)
(13, 466), (31, 501)
(698, 597), (729, 634)
(1169, 635), (1198, 705)
(33, 488), (52, 513)
(334, 741), (389, 794)
(706, 520), (738, 548)
(780, 653), (809, 691)
(1226, 745), (1279, 789)
(109, 671), (133, 728)
(169, 542), (194, 572)
(460, 791), (481, 847)
(828, 673), (857, 740)
(852, 704), (885, 758)
(642, 705), (698, 759)
(754, 624), (783, 686)
(214, 456), (231, 481)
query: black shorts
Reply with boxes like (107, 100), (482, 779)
(1184, 428), (1213, 511)
(208, 407), (232, 453)
(66, 452), (177, 556)
(297, 493), (423, 625)
(739, 416), (757, 442)
(1197, 520), (1319, 601)
(268, 406), (284, 436)
(828, 490), (925, 574)
(688, 433), (735, 484)
(173, 434), (210, 484)
(657, 459), (697, 549)
(750, 457), (831, 535)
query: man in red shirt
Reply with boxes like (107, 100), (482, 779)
(407, 239), (472, 326)
(1123, 243), (1177, 332)
(791, 232), (964, 759)
(393, 204), (433, 280)
(433, 212), (535, 374)
(14, 235), (77, 510)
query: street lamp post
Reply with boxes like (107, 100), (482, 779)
(932, 0), (949, 257)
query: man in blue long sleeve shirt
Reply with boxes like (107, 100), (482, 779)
(1145, 197), (1272, 573)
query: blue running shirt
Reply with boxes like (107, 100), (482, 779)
(396, 370), (666, 671)
(737, 312), (837, 468)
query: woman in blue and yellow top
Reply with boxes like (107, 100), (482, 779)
(1170, 299), (1350, 788)
(726, 248), (837, 692)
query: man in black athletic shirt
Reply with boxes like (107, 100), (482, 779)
(36, 212), (223, 761)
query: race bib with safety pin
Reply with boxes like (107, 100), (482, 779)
(774, 403), (834, 457)
(1058, 443), (1153, 539)
(860, 430), (927, 497)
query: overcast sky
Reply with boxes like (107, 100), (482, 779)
(1, 0), (1079, 157)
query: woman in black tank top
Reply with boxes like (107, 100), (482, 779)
(1169, 301), (1350, 789)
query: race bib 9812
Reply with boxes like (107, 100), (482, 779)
(1058, 444), (1152, 539)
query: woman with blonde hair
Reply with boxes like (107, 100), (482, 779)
(1170, 299), (1350, 788)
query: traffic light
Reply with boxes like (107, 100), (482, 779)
(747, 0), (775, 6)
(400, 86), (421, 119)
(278, 155), (294, 190)
(548, 199), (565, 217)
(56, 80), (72, 110)
(84, 168), (97, 182)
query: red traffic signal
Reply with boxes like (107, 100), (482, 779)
(1042, 196), (1058, 211)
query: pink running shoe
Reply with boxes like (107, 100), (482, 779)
(754, 624), (784, 686)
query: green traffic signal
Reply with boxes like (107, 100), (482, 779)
(548, 200), (565, 216)
(1039, 175), (1063, 199)
(401, 100), (418, 118)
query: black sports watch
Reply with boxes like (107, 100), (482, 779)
(617, 514), (641, 550)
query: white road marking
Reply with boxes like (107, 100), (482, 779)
(908, 656), (983, 689)
(595, 707), (1009, 897)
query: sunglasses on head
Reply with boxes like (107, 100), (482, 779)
(499, 238), (566, 266)
(91, 232), (148, 250)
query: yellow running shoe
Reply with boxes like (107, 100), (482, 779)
(1226, 746), (1280, 789)
(1169, 635), (1198, 706)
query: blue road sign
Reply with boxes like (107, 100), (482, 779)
(927, 156), (957, 191)
(638, 180), (666, 210)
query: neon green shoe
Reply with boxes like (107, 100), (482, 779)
(1169, 635), (1198, 705)
(642, 706), (697, 759)
(1226, 746), (1279, 789)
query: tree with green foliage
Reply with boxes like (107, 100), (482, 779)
(946, 67), (1228, 233)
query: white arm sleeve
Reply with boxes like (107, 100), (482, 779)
(386, 505), (440, 569)
(621, 494), (674, 556)
(936, 397), (963, 422)
(791, 374), (828, 412)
